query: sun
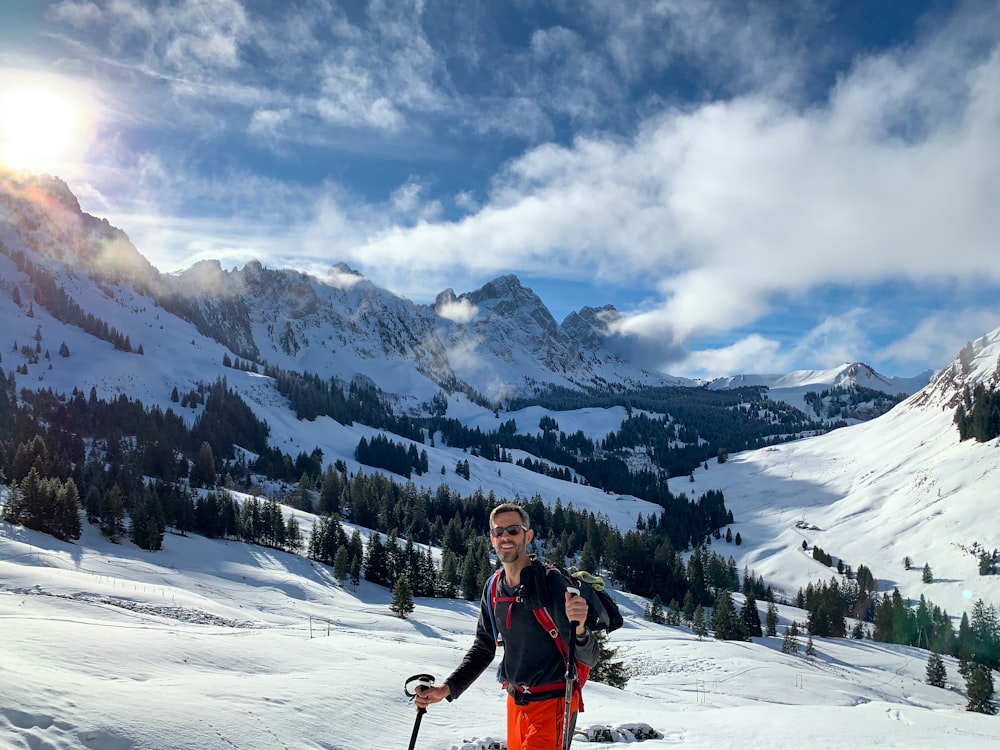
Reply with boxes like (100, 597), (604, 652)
(0, 86), (88, 174)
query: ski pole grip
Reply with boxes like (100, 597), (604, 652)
(567, 586), (581, 627)
(404, 673), (436, 700)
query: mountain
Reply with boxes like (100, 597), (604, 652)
(0, 167), (840, 494)
(2, 167), (684, 410)
(688, 328), (1000, 621)
(4, 166), (998, 597)
(3, 168), (932, 423)
(709, 362), (935, 423)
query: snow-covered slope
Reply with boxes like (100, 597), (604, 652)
(3, 498), (999, 749)
(688, 330), (1000, 620)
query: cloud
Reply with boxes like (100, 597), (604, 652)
(335, 3), (1000, 369)
(435, 298), (478, 324)
(879, 307), (1000, 372)
(324, 265), (364, 291)
(787, 310), (873, 371)
(681, 334), (785, 380)
(35, 1), (1000, 379)
(247, 108), (292, 138)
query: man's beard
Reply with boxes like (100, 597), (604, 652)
(496, 543), (523, 564)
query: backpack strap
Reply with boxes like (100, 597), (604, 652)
(531, 580), (588, 711)
(532, 606), (568, 660)
(486, 569), (522, 645)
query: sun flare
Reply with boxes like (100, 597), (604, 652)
(0, 86), (88, 174)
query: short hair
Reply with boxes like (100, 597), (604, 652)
(490, 502), (530, 530)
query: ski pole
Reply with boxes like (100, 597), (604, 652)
(562, 587), (580, 750)
(404, 673), (435, 750)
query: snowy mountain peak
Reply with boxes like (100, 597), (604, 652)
(559, 305), (618, 351)
(463, 275), (556, 330)
(0, 167), (155, 282)
(707, 362), (934, 424)
(911, 327), (1000, 410)
(711, 361), (931, 395)
(174, 259), (229, 292)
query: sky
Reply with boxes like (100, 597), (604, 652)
(1, 0), (1000, 380)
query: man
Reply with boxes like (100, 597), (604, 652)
(414, 502), (598, 749)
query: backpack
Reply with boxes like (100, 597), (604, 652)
(566, 567), (624, 634)
(485, 563), (623, 706)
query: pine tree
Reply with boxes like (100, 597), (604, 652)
(192, 441), (216, 488)
(364, 533), (389, 586)
(459, 552), (481, 601)
(333, 545), (349, 583)
(926, 651), (947, 688)
(101, 484), (126, 543)
(922, 563), (934, 583)
(765, 600), (779, 637)
(589, 631), (629, 688)
(667, 599), (682, 626)
(438, 550), (459, 598)
(741, 591), (763, 637)
(782, 623), (799, 654)
(390, 575), (415, 619)
(682, 591), (696, 622)
(0, 479), (24, 526)
(285, 514), (302, 553)
(649, 595), (665, 624)
(712, 590), (747, 641)
(349, 556), (361, 589)
(965, 662), (997, 715)
(692, 605), (707, 640)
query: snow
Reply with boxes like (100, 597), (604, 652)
(3, 470), (999, 749)
(681, 385), (1000, 621)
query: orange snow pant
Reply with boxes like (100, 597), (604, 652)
(505, 691), (581, 750)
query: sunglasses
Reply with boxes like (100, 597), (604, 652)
(489, 524), (528, 538)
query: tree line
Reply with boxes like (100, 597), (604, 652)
(955, 382), (1000, 443)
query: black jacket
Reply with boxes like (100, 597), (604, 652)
(444, 561), (600, 702)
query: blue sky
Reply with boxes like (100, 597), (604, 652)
(1, 0), (999, 380)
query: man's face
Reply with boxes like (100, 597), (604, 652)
(490, 511), (533, 565)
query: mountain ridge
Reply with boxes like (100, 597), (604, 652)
(1, 168), (927, 409)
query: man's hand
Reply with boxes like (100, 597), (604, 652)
(413, 683), (450, 711)
(565, 589), (589, 635)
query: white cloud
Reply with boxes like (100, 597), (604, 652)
(38, 0), (1000, 378)
(316, 58), (406, 132)
(337, 5), (1000, 368)
(879, 307), (1000, 371)
(787, 310), (873, 370)
(681, 334), (785, 380)
(247, 108), (292, 138)
(324, 265), (364, 291)
(435, 298), (478, 324)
